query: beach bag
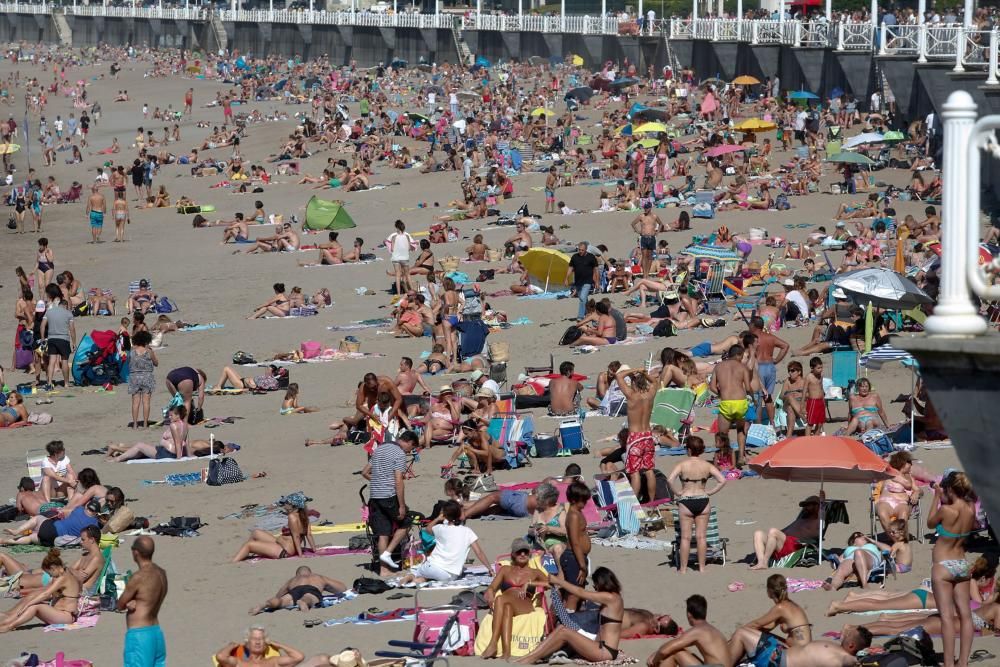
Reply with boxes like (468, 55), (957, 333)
(188, 406), (204, 425)
(488, 341), (510, 362)
(207, 457), (244, 485)
(861, 428), (894, 456)
(775, 193), (790, 210)
(104, 506), (135, 534)
(532, 436), (559, 458)
(466, 474), (498, 494)
(232, 351), (256, 365)
(300, 341), (321, 359)
(559, 325), (582, 346)
(353, 577), (392, 595)
(152, 297), (177, 314)
(19, 328), (35, 349)
(746, 423), (777, 448)
(15, 347), (33, 370)
(0, 504), (17, 522)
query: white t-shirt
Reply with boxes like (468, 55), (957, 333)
(449, 92), (458, 106)
(427, 92), (436, 106)
(42, 454), (71, 478)
(786, 290), (810, 318)
(427, 524), (479, 576)
(794, 111), (807, 131)
(387, 231), (414, 262)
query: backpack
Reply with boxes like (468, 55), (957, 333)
(232, 351), (256, 365)
(653, 320), (677, 337)
(775, 193), (791, 210)
(153, 297), (177, 314)
(352, 577), (392, 594)
(462, 286), (483, 317)
(559, 325), (583, 346)
(861, 428), (894, 456)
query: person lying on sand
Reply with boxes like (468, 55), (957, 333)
(107, 405), (189, 462)
(230, 494), (316, 562)
(0, 525), (104, 596)
(248, 566), (346, 615)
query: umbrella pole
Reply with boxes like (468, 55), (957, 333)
(819, 474), (825, 560)
(910, 368), (915, 445)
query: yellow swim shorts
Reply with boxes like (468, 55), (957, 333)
(718, 399), (749, 423)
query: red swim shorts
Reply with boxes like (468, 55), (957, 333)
(806, 398), (826, 426)
(625, 431), (655, 474)
(775, 534), (802, 559)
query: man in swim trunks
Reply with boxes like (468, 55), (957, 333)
(616, 366), (658, 501)
(709, 345), (753, 465)
(248, 566), (347, 614)
(647, 595), (732, 667)
(544, 166), (557, 214)
(783, 626), (872, 667)
(750, 317), (789, 425)
(750, 495), (823, 570)
(86, 185), (106, 244)
(630, 203), (664, 278)
(344, 372), (404, 430)
(118, 536), (168, 667)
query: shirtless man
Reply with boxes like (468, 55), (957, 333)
(783, 626), (872, 667)
(750, 316), (789, 425)
(245, 223), (299, 254)
(215, 627), (305, 667)
(616, 366), (658, 500)
(396, 356), (430, 396)
(548, 361), (583, 417)
(344, 372), (404, 430)
(118, 536), (168, 667)
(248, 566), (347, 615)
(631, 203), (664, 278)
(709, 345), (753, 465)
(86, 184), (106, 244)
(751, 494), (823, 569)
(647, 595), (732, 667)
(15, 477), (46, 517)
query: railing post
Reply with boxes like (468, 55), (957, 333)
(923, 90), (988, 337)
(712, 19), (719, 41)
(988, 28), (999, 85)
(837, 19), (844, 50)
(794, 20), (801, 47)
(917, 23), (927, 62)
(954, 27), (965, 72)
(751, 20), (758, 45)
(879, 21), (887, 54)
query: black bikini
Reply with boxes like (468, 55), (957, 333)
(289, 585), (323, 604)
(598, 614), (622, 660)
(678, 474), (712, 516)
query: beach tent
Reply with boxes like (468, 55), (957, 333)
(304, 197), (356, 231)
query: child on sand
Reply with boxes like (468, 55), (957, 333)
(281, 383), (318, 415)
(561, 481), (593, 611)
(886, 518), (913, 573)
(805, 357), (825, 435)
(780, 360), (805, 437)
(712, 434), (735, 471)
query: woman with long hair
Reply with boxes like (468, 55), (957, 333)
(230, 494), (316, 562)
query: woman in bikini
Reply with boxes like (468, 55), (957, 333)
(824, 531), (890, 591)
(313, 231), (344, 265)
(466, 234), (488, 261)
(0, 548), (81, 632)
(531, 488), (569, 574)
(108, 404), (189, 462)
(845, 378), (889, 436)
(0, 392), (28, 426)
(408, 239), (435, 278)
(875, 451), (922, 534)
(667, 436), (727, 574)
(730, 574), (813, 664)
(35, 238), (54, 292)
(928, 471), (977, 667)
(516, 567), (624, 665)
(827, 585), (936, 616)
(480, 539), (552, 660)
(249, 283), (290, 319)
(230, 494), (316, 562)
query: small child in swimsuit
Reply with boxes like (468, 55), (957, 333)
(886, 518), (913, 573)
(712, 434), (735, 472)
(280, 383), (318, 415)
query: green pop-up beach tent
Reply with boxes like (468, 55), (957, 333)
(304, 197), (357, 231)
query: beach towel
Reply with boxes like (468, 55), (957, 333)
(591, 535), (671, 551)
(323, 608), (417, 627)
(278, 591), (357, 610)
(44, 614), (100, 632)
(179, 323), (225, 332)
(141, 472), (203, 487)
(126, 456), (202, 464)
(328, 318), (394, 331)
(391, 569), (491, 591)
(246, 545), (368, 563)
(786, 578), (826, 593)
(519, 290), (571, 300)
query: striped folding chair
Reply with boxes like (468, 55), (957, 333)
(670, 505), (729, 567)
(26, 448), (45, 487)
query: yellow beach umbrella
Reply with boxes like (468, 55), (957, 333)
(519, 247), (571, 292)
(734, 118), (777, 132)
(627, 138), (661, 150)
(0, 143), (20, 155)
(570, 54), (584, 66)
(530, 107), (555, 117)
(732, 75), (761, 85)
(633, 122), (668, 134)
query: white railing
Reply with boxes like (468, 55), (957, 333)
(837, 21), (875, 51)
(64, 5), (206, 20)
(879, 23), (918, 55)
(0, 1), (49, 12)
(461, 13), (630, 34)
(799, 21), (831, 47)
(924, 25), (962, 59)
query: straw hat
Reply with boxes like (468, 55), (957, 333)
(330, 649), (368, 667)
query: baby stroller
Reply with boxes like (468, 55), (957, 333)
(358, 484), (426, 574)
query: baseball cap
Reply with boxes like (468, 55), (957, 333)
(510, 537), (532, 554)
(35, 300), (46, 313)
(835, 221), (846, 228)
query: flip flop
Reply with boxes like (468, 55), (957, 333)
(971, 650), (996, 663)
(386, 592), (413, 600)
(303, 619), (322, 628)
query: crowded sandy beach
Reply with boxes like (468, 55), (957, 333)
(0, 36), (994, 667)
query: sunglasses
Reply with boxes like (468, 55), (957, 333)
(514, 549), (530, 555)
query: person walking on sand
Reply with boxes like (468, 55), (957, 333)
(545, 166), (558, 214)
(184, 88), (193, 115)
(616, 366), (658, 501)
(118, 536), (168, 667)
(709, 345), (752, 466)
(631, 203), (664, 279)
(749, 316), (789, 425)
(113, 192), (130, 242)
(86, 185), (106, 244)
(386, 219), (415, 296)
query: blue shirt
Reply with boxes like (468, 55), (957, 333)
(54, 506), (98, 538)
